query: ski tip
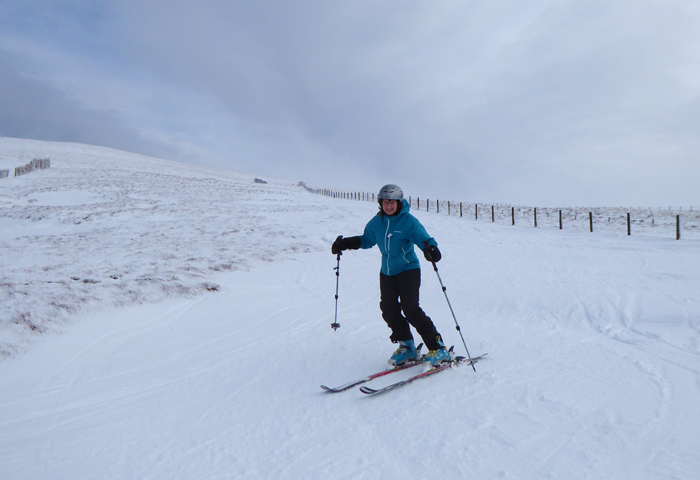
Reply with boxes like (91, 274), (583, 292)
(359, 386), (378, 395)
(462, 353), (488, 366)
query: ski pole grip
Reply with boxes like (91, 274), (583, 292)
(422, 240), (439, 270)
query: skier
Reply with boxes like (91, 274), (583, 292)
(331, 184), (451, 367)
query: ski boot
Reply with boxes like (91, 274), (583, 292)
(424, 339), (454, 367)
(388, 340), (418, 366)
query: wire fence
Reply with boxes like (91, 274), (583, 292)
(298, 182), (698, 241)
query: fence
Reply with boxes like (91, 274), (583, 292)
(298, 182), (698, 240)
(5, 158), (51, 178)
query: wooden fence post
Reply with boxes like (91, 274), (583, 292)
(627, 212), (631, 236)
(534, 208), (537, 227)
(460, 202), (462, 218)
(511, 207), (515, 226)
(677, 215), (681, 240)
(559, 210), (563, 230)
(491, 205), (495, 222)
(589, 212), (593, 233)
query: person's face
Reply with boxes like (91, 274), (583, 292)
(382, 199), (398, 215)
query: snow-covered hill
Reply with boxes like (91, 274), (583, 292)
(1, 138), (699, 479)
(0, 137), (331, 358)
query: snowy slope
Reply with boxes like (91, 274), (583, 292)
(0, 137), (331, 358)
(1, 138), (700, 479)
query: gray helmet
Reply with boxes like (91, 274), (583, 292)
(378, 184), (403, 201)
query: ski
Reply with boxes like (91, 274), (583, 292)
(465, 353), (488, 365)
(321, 344), (425, 393)
(359, 353), (487, 395)
(320, 360), (421, 392)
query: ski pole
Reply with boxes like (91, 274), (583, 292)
(425, 250), (476, 371)
(331, 251), (341, 330)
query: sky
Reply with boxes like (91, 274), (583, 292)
(1, 0), (699, 207)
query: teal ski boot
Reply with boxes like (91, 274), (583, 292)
(388, 340), (419, 366)
(424, 339), (454, 367)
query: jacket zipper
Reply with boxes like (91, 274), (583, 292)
(385, 217), (391, 275)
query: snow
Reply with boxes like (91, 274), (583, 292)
(1, 137), (699, 479)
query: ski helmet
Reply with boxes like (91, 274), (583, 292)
(378, 184), (403, 201)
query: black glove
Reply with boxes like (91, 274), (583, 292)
(331, 235), (343, 255)
(331, 235), (361, 255)
(423, 244), (441, 263)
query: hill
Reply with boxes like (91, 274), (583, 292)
(1, 138), (699, 479)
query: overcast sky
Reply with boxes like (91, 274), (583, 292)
(1, 1), (699, 207)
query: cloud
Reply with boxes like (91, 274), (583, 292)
(0, 48), (184, 160)
(1, 0), (699, 206)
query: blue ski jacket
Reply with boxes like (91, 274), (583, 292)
(358, 199), (438, 276)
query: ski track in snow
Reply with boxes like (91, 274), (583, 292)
(1, 138), (700, 479)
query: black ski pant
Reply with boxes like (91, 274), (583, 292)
(379, 268), (442, 351)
